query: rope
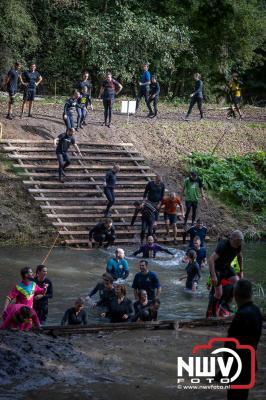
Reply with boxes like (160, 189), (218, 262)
(41, 232), (60, 265)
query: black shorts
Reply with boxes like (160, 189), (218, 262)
(216, 267), (236, 285)
(233, 96), (241, 105)
(23, 89), (36, 101)
(164, 213), (177, 224)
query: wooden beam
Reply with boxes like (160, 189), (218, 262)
(29, 188), (144, 193)
(13, 164), (150, 170)
(58, 229), (181, 235)
(1, 139), (133, 146)
(9, 154), (145, 161)
(23, 180), (148, 186)
(34, 196), (141, 201)
(4, 147), (140, 154)
(40, 205), (137, 210)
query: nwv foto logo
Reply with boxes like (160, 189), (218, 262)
(177, 338), (256, 390)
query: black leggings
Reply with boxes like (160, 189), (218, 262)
(93, 233), (115, 247)
(186, 96), (203, 118)
(103, 99), (113, 125)
(147, 95), (159, 115)
(136, 88), (150, 111)
(104, 187), (115, 215)
(57, 153), (70, 179)
(184, 201), (198, 225)
(141, 216), (155, 242)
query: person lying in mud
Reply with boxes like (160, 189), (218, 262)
(2, 267), (47, 316)
(101, 284), (133, 323)
(180, 249), (201, 291)
(61, 297), (87, 326)
(88, 218), (116, 248)
(132, 260), (161, 301)
(130, 200), (157, 243)
(132, 235), (174, 258)
(54, 127), (82, 183)
(182, 236), (206, 269)
(1, 304), (40, 331)
(106, 248), (129, 280)
(88, 273), (116, 310)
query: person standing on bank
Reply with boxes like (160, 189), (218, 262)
(33, 265), (53, 325)
(5, 61), (24, 120)
(182, 172), (205, 227)
(183, 73), (204, 121)
(103, 164), (120, 217)
(136, 63), (151, 114)
(54, 128), (82, 182)
(147, 75), (160, 118)
(99, 72), (123, 128)
(21, 62), (42, 118)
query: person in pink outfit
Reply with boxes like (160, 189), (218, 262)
(1, 304), (40, 331)
(2, 267), (47, 315)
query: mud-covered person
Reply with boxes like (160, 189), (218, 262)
(88, 218), (116, 248)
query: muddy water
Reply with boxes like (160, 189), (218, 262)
(0, 242), (265, 324)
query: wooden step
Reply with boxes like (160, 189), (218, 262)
(23, 180), (149, 186)
(41, 205), (140, 210)
(29, 188), (144, 194)
(20, 173), (153, 178)
(1, 139), (133, 146)
(9, 154), (145, 162)
(63, 238), (184, 245)
(34, 196), (142, 202)
(4, 147), (139, 154)
(58, 229), (174, 235)
(13, 164), (150, 170)
(47, 213), (182, 219)
(54, 222), (183, 228)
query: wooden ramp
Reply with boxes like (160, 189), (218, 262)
(1, 139), (199, 247)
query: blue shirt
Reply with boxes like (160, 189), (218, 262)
(23, 70), (41, 90)
(141, 70), (151, 84)
(187, 226), (207, 247)
(106, 257), (129, 280)
(7, 68), (21, 92)
(132, 271), (161, 300)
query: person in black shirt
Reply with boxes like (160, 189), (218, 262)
(101, 284), (133, 323)
(63, 90), (81, 130)
(103, 164), (120, 217)
(54, 128), (82, 182)
(88, 218), (116, 248)
(143, 175), (165, 236)
(147, 75), (160, 118)
(226, 280), (262, 400)
(131, 200), (157, 243)
(183, 73), (204, 120)
(33, 265), (53, 324)
(88, 273), (115, 310)
(209, 230), (244, 318)
(77, 70), (93, 99)
(5, 61), (23, 120)
(21, 63), (42, 118)
(61, 297), (88, 326)
(98, 72), (122, 127)
(132, 290), (151, 322)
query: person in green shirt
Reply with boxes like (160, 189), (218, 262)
(181, 172), (205, 226)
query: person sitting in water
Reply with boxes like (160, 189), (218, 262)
(88, 218), (116, 248)
(132, 260), (161, 300)
(180, 249), (201, 291)
(183, 218), (208, 247)
(132, 235), (174, 258)
(101, 284), (133, 323)
(106, 248), (129, 280)
(132, 290), (151, 322)
(1, 304), (40, 331)
(61, 297), (87, 326)
(182, 236), (206, 269)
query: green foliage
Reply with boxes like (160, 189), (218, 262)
(187, 152), (266, 211)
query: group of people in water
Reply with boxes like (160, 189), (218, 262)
(4, 61), (243, 124)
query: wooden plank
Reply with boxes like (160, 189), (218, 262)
(29, 188), (144, 193)
(21, 172), (154, 178)
(14, 164), (150, 170)
(53, 221), (175, 227)
(1, 139), (133, 146)
(46, 213), (136, 218)
(23, 180), (148, 186)
(34, 196), (141, 201)
(4, 147), (140, 154)
(9, 154), (145, 161)
(63, 238), (183, 244)
(41, 205), (137, 210)
(58, 229), (180, 235)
